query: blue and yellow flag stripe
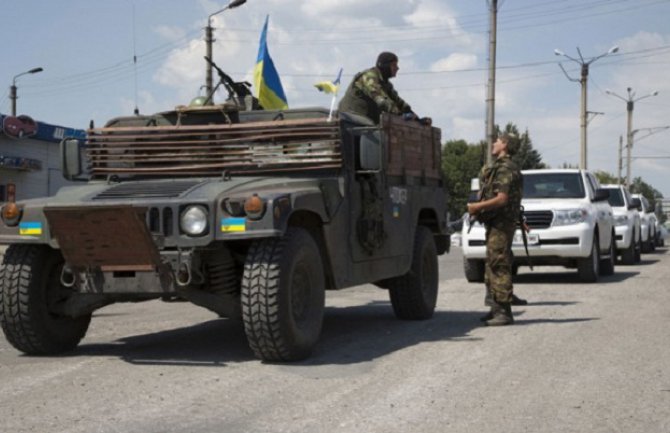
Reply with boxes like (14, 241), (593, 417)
(254, 15), (288, 110)
(19, 222), (42, 235)
(221, 217), (246, 232)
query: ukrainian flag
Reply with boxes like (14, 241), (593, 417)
(19, 222), (42, 235)
(314, 68), (343, 95)
(254, 16), (288, 110)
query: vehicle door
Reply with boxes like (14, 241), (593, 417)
(348, 128), (409, 263)
(585, 173), (613, 249)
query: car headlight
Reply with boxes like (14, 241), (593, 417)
(180, 205), (208, 236)
(552, 208), (588, 226)
(614, 214), (629, 226)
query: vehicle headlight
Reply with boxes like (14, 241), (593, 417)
(180, 205), (208, 236)
(614, 214), (629, 226)
(552, 208), (588, 226)
(1, 202), (22, 227)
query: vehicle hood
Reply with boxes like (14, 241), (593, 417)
(37, 176), (329, 205)
(521, 197), (590, 211)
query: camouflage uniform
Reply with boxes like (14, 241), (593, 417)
(480, 155), (523, 304)
(338, 67), (412, 123)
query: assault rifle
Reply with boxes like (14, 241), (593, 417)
(203, 56), (261, 109)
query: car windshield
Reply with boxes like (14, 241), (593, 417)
(606, 189), (624, 207)
(523, 173), (585, 199)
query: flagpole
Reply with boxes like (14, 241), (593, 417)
(327, 93), (338, 122)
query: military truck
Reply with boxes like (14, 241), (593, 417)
(0, 104), (448, 362)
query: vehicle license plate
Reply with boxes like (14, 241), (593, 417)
(513, 232), (539, 246)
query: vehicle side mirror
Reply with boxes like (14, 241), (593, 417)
(60, 138), (83, 181)
(629, 197), (642, 211)
(358, 131), (382, 172)
(593, 188), (609, 202)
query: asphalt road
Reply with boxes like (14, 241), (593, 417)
(1, 246), (669, 433)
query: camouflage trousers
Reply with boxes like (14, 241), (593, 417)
(484, 222), (516, 304)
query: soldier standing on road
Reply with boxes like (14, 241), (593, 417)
(467, 132), (524, 326)
(338, 51), (426, 124)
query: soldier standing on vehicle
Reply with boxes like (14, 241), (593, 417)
(467, 132), (524, 326)
(338, 51), (426, 124)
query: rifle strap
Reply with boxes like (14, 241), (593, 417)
(519, 206), (533, 270)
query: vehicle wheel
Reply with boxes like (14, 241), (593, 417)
(387, 226), (438, 320)
(463, 257), (485, 283)
(599, 235), (615, 276)
(577, 233), (600, 283)
(634, 232), (642, 263)
(641, 229), (652, 253)
(0, 244), (91, 355)
(241, 228), (325, 362)
(621, 235), (636, 265)
(649, 229), (656, 252)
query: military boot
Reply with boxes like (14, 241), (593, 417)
(479, 308), (494, 322)
(480, 287), (496, 321)
(485, 302), (514, 326)
(511, 293), (528, 306)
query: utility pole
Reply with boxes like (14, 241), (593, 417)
(204, 0), (247, 101)
(554, 45), (618, 169)
(605, 87), (659, 186)
(485, 0), (498, 165)
(618, 135), (623, 185)
(10, 67), (44, 116)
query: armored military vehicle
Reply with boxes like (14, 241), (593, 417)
(0, 102), (448, 361)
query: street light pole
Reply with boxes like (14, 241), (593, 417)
(205, 0), (247, 101)
(554, 45), (618, 170)
(10, 67), (44, 116)
(605, 87), (659, 186)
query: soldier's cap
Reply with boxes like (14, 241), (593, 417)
(376, 51), (399, 67)
(498, 132), (519, 155)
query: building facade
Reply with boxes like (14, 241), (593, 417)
(1, 113), (85, 202)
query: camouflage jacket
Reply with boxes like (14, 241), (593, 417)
(338, 67), (412, 123)
(479, 155), (523, 226)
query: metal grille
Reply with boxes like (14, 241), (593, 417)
(92, 181), (201, 200)
(146, 206), (176, 237)
(86, 117), (342, 178)
(524, 210), (553, 229)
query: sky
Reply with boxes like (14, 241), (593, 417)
(2, 0), (670, 197)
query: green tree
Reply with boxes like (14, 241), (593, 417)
(441, 139), (486, 219)
(630, 177), (664, 221)
(497, 123), (546, 170)
(593, 170), (619, 185)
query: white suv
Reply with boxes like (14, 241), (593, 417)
(462, 169), (616, 282)
(632, 194), (657, 253)
(601, 184), (641, 264)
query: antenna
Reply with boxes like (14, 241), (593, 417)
(130, 0), (139, 115)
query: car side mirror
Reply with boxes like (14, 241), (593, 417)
(358, 130), (382, 172)
(629, 197), (642, 211)
(593, 188), (609, 202)
(60, 138), (83, 181)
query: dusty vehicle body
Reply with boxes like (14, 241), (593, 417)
(0, 106), (448, 361)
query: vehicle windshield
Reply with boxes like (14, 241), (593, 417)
(606, 188), (624, 207)
(523, 173), (585, 199)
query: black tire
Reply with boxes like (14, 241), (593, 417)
(387, 226), (438, 320)
(463, 257), (485, 283)
(649, 229), (656, 252)
(641, 229), (653, 253)
(0, 245), (91, 355)
(241, 228), (325, 362)
(599, 235), (615, 276)
(634, 232), (642, 263)
(621, 235), (636, 265)
(577, 233), (600, 283)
